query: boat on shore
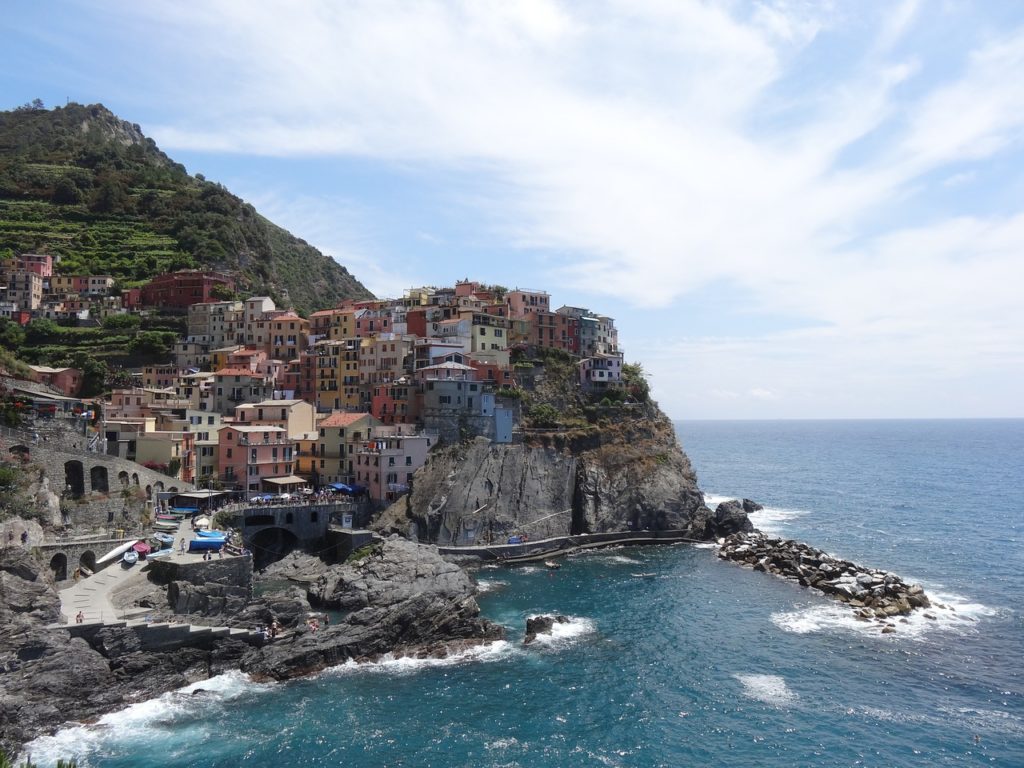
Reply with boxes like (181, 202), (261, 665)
(122, 550), (139, 566)
(96, 540), (138, 565)
(152, 521), (179, 532)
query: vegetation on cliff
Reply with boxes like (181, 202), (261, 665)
(0, 102), (373, 313)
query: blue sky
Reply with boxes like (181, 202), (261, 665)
(3, 0), (1023, 419)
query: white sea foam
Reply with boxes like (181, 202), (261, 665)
(771, 588), (996, 640)
(322, 640), (516, 678)
(475, 578), (509, 593)
(525, 614), (597, 648)
(692, 541), (718, 549)
(734, 673), (798, 706)
(704, 492), (809, 535)
(22, 671), (265, 765)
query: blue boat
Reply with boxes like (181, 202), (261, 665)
(196, 529), (227, 539)
(188, 538), (226, 552)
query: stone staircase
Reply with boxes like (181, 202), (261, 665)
(63, 617), (263, 650)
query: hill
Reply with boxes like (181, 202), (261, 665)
(0, 102), (373, 313)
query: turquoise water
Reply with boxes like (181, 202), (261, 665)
(27, 420), (1024, 766)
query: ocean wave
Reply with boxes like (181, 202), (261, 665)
(475, 578), (509, 593)
(734, 673), (798, 706)
(771, 588), (996, 640)
(321, 640), (516, 677)
(22, 671), (267, 765)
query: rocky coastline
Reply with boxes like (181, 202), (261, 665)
(0, 537), (503, 756)
(2, 487), (937, 756)
(717, 529), (932, 629)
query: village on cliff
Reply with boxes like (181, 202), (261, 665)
(0, 257), (630, 511)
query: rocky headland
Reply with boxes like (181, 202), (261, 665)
(375, 407), (745, 543)
(717, 529), (932, 629)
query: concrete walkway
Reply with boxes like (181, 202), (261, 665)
(58, 518), (226, 624)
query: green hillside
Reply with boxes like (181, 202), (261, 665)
(0, 102), (373, 312)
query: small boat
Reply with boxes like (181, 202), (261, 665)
(188, 537), (226, 552)
(122, 550), (139, 566)
(147, 548), (172, 558)
(631, 572), (657, 579)
(96, 540), (139, 565)
(151, 532), (175, 545)
(196, 529), (226, 539)
(153, 521), (179, 532)
(155, 513), (180, 521)
(544, 560), (561, 570)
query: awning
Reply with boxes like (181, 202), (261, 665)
(328, 482), (351, 492)
(263, 475), (306, 486)
(176, 490), (228, 499)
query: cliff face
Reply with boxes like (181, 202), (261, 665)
(377, 406), (715, 544)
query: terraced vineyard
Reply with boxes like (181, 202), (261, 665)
(0, 102), (372, 308)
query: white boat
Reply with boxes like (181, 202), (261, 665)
(96, 540), (139, 565)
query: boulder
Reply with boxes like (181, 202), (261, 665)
(708, 500), (754, 537)
(524, 615), (569, 645)
(742, 499), (764, 513)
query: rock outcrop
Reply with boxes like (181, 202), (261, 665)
(240, 538), (503, 680)
(0, 547), (250, 755)
(708, 500), (756, 537)
(377, 408), (718, 543)
(524, 614), (568, 644)
(717, 532), (931, 624)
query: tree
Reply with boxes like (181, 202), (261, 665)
(51, 176), (83, 205)
(24, 318), (61, 345)
(101, 313), (141, 331)
(0, 319), (25, 351)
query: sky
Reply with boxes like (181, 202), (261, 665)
(2, 0), (1023, 420)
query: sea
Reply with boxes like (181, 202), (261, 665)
(25, 419), (1023, 767)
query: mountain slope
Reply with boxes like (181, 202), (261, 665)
(0, 102), (373, 312)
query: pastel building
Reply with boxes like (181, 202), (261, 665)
(217, 425), (298, 494)
(354, 425), (432, 505)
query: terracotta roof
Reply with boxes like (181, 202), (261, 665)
(319, 412), (370, 428)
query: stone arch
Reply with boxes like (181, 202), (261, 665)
(49, 552), (68, 581)
(90, 465), (109, 493)
(118, 471), (130, 486)
(169, 486), (179, 493)
(79, 550), (96, 573)
(154, 481), (164, 493)
(145, 485), (152, 500)
(64, 460), (85, 497)
(249, 527), (299, 569)
(132, 473), (139, 486)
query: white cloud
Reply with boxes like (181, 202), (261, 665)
(90, 0), (1024, 416)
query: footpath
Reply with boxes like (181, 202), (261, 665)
(55, 518), (261, 647)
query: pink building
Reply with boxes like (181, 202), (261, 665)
(354, 426), (432, 505)
(26, 365), (82, 397)
(217, 425), (297, 494)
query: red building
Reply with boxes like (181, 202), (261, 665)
(140, 271), (235, 310)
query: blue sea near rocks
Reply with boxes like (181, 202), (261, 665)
(27, 419), (1024, 767)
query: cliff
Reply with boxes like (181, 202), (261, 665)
(376, 404), (721, 544)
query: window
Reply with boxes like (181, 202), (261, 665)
(406, 456), (412, 466)
(226, 448), (233, 458)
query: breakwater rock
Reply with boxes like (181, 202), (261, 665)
(717, 532), (931, 620)
(240, 538), (504, 681)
